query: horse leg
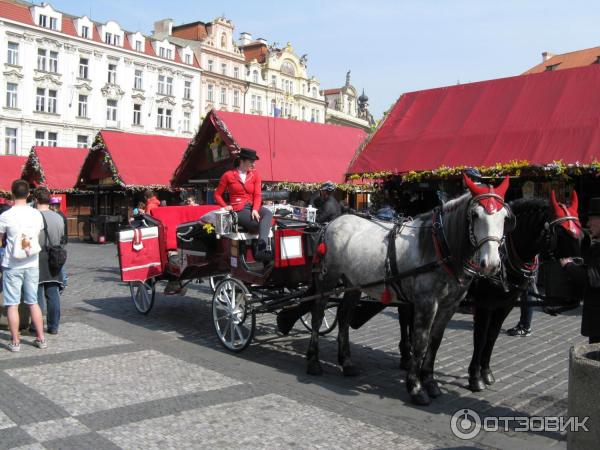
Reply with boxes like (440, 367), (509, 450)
(480, 304), (513, 385)
(398, 303), (413, 370)
(420, 303), (459, 399)
(337, 288), (361, 376)
(306, 293), (328, 375)
(406, 303), (437, 406)
(468, 304), (493, 392)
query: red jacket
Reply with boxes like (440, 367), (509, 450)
(145, 196), (160, 213)
(214, 169), (262, 212)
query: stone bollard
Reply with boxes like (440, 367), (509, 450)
(568, 343), (600, 449)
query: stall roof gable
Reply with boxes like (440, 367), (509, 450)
(25, 146), (88, 190)
(0, 155), (27, 192)
(349, 65), (600, 175)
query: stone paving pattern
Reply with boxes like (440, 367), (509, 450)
(0, 242), (587, 449)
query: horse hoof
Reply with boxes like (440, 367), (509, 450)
(468, 377), (486, 392)
(307, 361), (324, 376)
(399, 358), (411, 371)
(481, 369), (495, 385)
(410, 390), (431, 406)
(342, 364), (360, 377)
(423, 380), (442, 398)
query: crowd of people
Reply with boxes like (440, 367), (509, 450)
(0, 180), (68, 352)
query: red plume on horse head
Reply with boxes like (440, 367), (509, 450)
(550, 190), (582, 237)
(463, 174), (510, 214)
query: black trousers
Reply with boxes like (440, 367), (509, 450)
(236, 205), (272, 244)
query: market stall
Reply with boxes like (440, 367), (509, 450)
(0, 155), (27, 198)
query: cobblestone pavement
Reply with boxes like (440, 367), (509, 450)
(0, 242), (586, 449)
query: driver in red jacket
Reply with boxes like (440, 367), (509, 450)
(214, 148), (273, 261)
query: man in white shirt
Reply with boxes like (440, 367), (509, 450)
(0, 180), (47, 352)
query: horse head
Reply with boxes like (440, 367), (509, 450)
(463, 174), (511, 275)
(547, 190), (584, 259)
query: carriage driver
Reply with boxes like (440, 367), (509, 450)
(215, 148), (273, 261)
(316, 181), (342, 224)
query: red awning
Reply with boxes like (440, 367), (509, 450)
(91, 131), (191, 188)
(0, 156), (27, 192)
(212, 111), (367, 183)
(349, 65), (600, 175)
(25, 147), (88, 190)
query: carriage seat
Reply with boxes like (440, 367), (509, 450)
(151, 205), (219, 250)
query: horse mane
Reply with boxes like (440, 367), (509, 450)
(441, 193), (472, 268)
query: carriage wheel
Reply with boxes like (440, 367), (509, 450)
(212, 278), (255, 352)
(129, 279), (156, 315)
(301, 305), (338, 335)
(209, 275), (226, 293)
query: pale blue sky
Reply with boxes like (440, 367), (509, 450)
(49, 0), (600, 118)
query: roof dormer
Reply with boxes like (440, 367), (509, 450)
(180, 45), (194, 65)
(31, 3), (62, 32)
(154, 38), (176, 60)
(74, 16), (93, 39)
(129, 31), (146, 52)
(100, 20), (124, 47)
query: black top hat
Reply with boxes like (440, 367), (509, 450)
(238, 148), (259, 161)
(588, 198), (600, 216)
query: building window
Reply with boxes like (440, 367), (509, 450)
(6, 83), (17, 108)
(79, 58), (89, 79)
(37, 49), (47, 71)
(77, 94), (88, 117)
(207, 59), (213, 71)
(302, 106), (306, 120)
(207, 84), (214, 102)
(185, 54), (191, 64)
(35, 88), (57, 113)
(315, 110), (320, 122)
(233, 67), (239, 79)
(135, 40), (142, 52)
(312, 87), (317, 98)
(184, 81), (191, 99)
(36, 88), (45, 112)
(156, 108), (172, 129)
(233, 90), (239, 107)
(183, 112), (191, 132)
(221, 63), (227, 75)
(251, 94), (256, 111)
(108, 63), (117, 84)
(76, 135), (88, 148)
(105, 33), (120, 46)
(81, 26), (89, 39)
(159, 47), (172, 59)
(158, 76), (172, 95)
(38, 14), (56, 29)
(7, 42), (19, 65)
(271, 99), (276, 116)
(256, 96), (262, 113)
(252, 70), (259, 83)
(220, 88), (227, 105)
(47, 132), (57, 147)
(134, 70), (143, 90)
(221, 32), (226, 48)
(48, 51), (58, 73)
(35, 131), (45, 146)
(4, 128), (17, 155)
(158, 75), (165, 94)
(271, 75), (276, 87)
(106, 99), (118, 121)
(38, 14), (48, 28)
(166, 77), (173, 96)
(133, 104), (142, 125)
(545, 63), (560, 71)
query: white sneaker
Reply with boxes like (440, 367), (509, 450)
(34, 339), (48, 349)
(8, 342), (21, 352)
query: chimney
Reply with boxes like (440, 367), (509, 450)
(239, 32), (252, 46)
(154, 18), (173, 36)
(542, 51), (554, 62)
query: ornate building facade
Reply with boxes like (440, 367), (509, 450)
(322, 71), (375, 131)
(0, 1), (201, 156)
(240, 36), (326, 122)
(153, 17), (247, 118)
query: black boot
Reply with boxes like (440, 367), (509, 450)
(481, 368), (495, 385)
(254, 240), (273, 262)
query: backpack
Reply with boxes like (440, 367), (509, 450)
(42, 214), (67, 276)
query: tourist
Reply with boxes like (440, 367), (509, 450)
(49, 196), (68, 287)
(34, 188), (66, 335)
(144, 190), (160, 213)
(0, 180), (46, 352)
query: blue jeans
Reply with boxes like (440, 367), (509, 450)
(2, 266), (39, 306)
(37, 282), (61, 332)
(519, 291), (533, 330)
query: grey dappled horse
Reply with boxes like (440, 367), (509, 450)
(307, 176), (512, 405)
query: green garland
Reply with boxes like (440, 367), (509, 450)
(266, 181), (375, 193)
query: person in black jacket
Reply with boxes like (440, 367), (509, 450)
(561, 197), (600, 344)
(316, 181), (342, 224)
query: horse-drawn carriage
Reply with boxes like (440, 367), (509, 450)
(116, 198), (337, 352)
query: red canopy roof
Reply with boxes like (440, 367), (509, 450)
(349, 65), (600, 175)
(23, 147), (88, 191)
(175, 111), (366, 184)
(0, 156), (27, 192)
(79, 131), (191, 189)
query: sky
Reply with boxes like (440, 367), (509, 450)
(48, 0), (600, 119)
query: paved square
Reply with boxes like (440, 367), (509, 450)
(0, 322), (130, 360)
(21, 417), (90, 442)
(99, 393), (434, 449)
(6, 350), (242, 415)
(0, 408), (16, 430)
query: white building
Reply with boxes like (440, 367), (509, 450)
(0, 1), (201, 156)
(240, 37), (326, 122)
(322, 71), (375, 131)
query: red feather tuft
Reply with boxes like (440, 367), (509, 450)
(316, 242), (327, 256)
(381, 287), (392, 305)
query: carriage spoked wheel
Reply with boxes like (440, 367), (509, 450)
(212, 278), (256, 352)
(209, 275), (226, 293)
(129, 279), (156, 315)
(301, 304), (338, 335)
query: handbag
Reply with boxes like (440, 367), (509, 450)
(42, 214), (67, 276)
